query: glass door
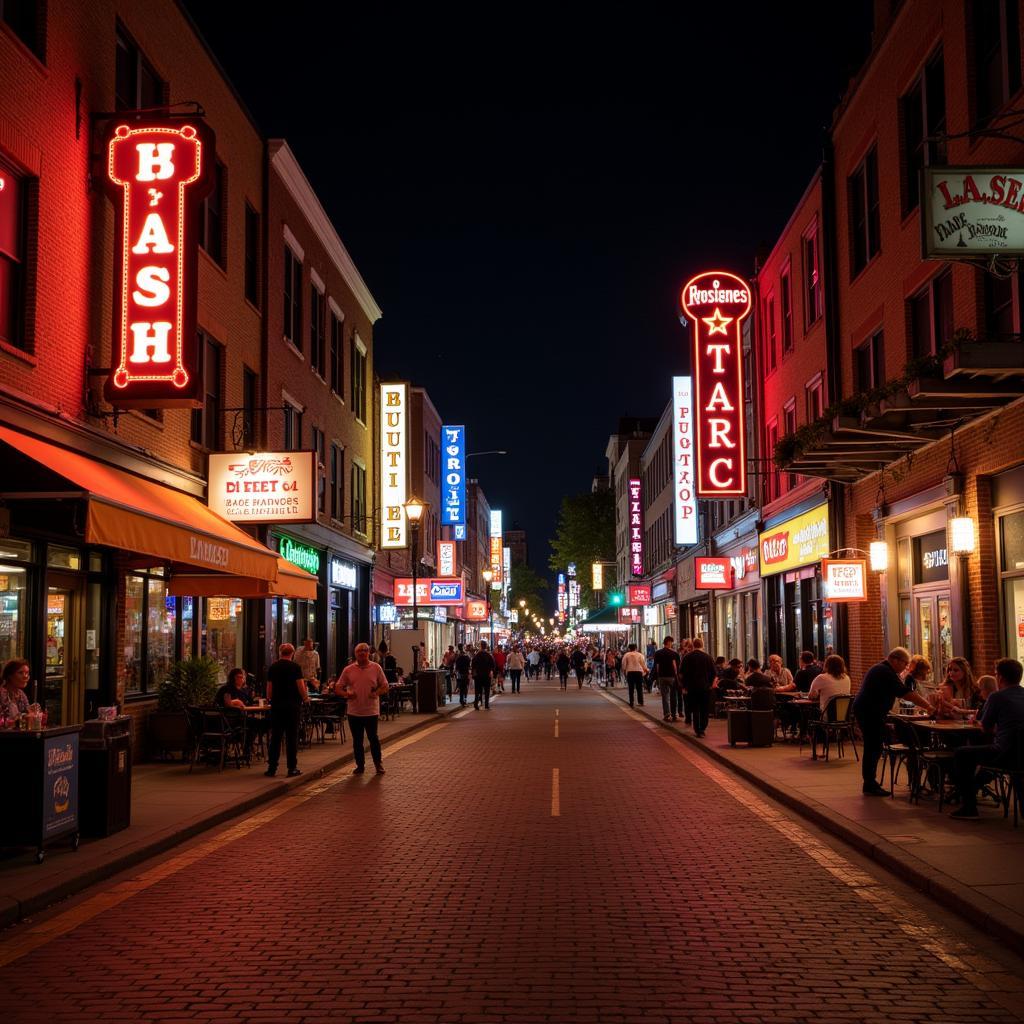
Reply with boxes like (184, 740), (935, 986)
(915, 591), (952, 684)
(44, 573), (84, 726)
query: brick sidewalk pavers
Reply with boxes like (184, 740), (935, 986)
(0, 682), (1021, 1024)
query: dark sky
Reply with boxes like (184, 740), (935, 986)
(182, 2), (873, 584)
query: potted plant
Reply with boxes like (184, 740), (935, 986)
(148, 656), (221, 760)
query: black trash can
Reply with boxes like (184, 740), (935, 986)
(415, 670), (444, 714)
(79, 717), (133, 837)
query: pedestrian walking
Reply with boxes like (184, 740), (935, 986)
(265, 643), (308, 778)
(442, 645), (457, 698)
(571, 647), (586, 688)
(556, 648), (571, 690)
(853, 647), (932, 796)
(454, 647), (472, 705)
(621, 643), (647, 707)
(679, 637), (717, 737)
(527, 648), (540, 679)
(472, 641), (496, 709)
(653, 636), (681, 722)
(507, 648), (525, 693)
(335, 642), (389, 775)
(542, 649), (553, 680)
(493, 646), (507, 692)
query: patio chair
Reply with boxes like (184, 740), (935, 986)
(187, 705), (241, 772)
(989, 725), (1024, 827)
(312, 700), (346, 743)
(807, 694), (858, 762)
(878, 721), (913, 796)
(891, 717), (955, 808)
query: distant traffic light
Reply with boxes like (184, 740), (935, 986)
(609, 592), (624, 606)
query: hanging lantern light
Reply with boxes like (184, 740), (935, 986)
(949, 516), (976, 557)
(869, 541), (889, 572)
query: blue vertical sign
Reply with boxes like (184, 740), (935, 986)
(442, 425), (466, 527)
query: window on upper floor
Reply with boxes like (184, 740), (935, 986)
(763, 293), (778, 373)
(330, 443), (344, 521)
(901, 49), (946, 215)
(283, 402), (302, 451)
(242, 367), (258, 449)
(311, 427), (326, 514)
(351, 337), (367, 422)
(780, 270), (793, 354)
(190, 333), (222, 449)
(972, 0), (1021, 127)
(244, 204), (260, 307)
(909, 268), (953, 359)
(309, 283), (325, 377)
(805, 374), (824, 424)
(115, 26), (165, 111)
(351, 462), (367, 535)
(783, 400), (798, 492)
(329, 310), (344, 397)
(0, 157), (29, 351)
(283, 245), (302, 351)
(199, 161), (226, 268)
(765, 418), (780, 503)
(854, 330), (886, 393)
(849, 146), (881, 275)
(802, 225), (823, 329)
(2, 0), (45, 59)
(984, 272), (1021, 339)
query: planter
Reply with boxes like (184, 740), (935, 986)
(148, 710), (190, 761)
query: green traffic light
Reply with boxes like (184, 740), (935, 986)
(609, 592), (624, 606)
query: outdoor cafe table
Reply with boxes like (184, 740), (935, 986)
(890, 715), (984, 749)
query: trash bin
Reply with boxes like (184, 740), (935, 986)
(415, 670), (444, 714)
(79, 717), (133, 837)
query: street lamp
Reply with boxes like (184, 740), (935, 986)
(482, 568), (495, 646)
(405, 498), (427, 629)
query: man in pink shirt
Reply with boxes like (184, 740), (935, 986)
(335, 642), (390, 775)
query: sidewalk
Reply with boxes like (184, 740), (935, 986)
(0, 697), (470, 930)
(607, 686), (1024, 955)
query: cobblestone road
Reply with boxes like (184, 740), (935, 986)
(1, 682), (1022, 1023)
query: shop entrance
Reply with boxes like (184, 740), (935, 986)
(44, 572), (84, 726)
(913, 591), (952, 681)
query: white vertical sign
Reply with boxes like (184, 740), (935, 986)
(673, 376), (699, 545)
(380, 382), (408, 549)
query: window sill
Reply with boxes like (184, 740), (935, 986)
(244, 296), (262, 317)
(849, 251), (882, 286)
(0, 22), (48, 73)
(332, 390), (346, 407)
(312, 369), (327, 386)
(0, 338), (37, 366)
(198, 248), (228, 277)
(283, 338), (304, 361)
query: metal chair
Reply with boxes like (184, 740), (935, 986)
(807, 694), (858, 762)
(186, 705), (241, 772)
(878, 721), (913, 796)
(989, 725), (1024, 827)
(312, 700), (346, 742)
(891, 717), (955, 808)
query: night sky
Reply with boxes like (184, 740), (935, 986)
(182, 3), (873, 584)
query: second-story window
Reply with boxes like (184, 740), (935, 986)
(312, 427), (326, 514)
(803, 225), (822, 328)
(330, 444), (344, 521)
(0, 157), (28, 351)
(3, 0), (44, 59)
(115, 27), (165, 111)
(765, 418), (780, 503)
(329, 309), (344, 397)
(849, 146), (881, 275)
(199, 161), (226, 267)
(972, 0), (1021, 126)
(242, 367), (258, 448)
(244, 204), (260, 307)
(283, 402), (302, 451)
(984, 273), (1020, 339)
(783, 400), (797, 491)
(854, 330), (885, 392)
(780, 269), (793, 353)
(901, 49), (946, 214)
(763, 293), (777, 373)
(805, 374), (824, 423)
(310, 283), (325, 377)
(190, 333), (221, 449)
(283, 245), (302, 351)
(909, 269), (953, 359)
(351, 336), (367, 422)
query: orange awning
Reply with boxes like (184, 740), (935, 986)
(0, 425), (278, 582)
(167, 556), (318, 600)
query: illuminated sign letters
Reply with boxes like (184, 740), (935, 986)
(278, 535), (321, 575)
(627, 584), (651, 606)
(592, 563), (603, 590)
(394, 578), (464, 606)
(442, 425), (466, 526)
(821, 559), (868, 602)
(672, 376), (699, 544)
(104, 121), (215, 407)
(437, 540), (456, 578)
(695, 557), (732, 590)
(490, 509), (503, 585)
(380, 383), (408, 549)
(208, 451), (316, 523)
(330, 558), (358, 590)
(628, 477), (645, 578)
(680, 272), (751, 497)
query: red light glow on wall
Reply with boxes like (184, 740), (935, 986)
(103, 121), (214, 407)
(680, 271), (751, 497)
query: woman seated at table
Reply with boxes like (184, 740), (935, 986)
(934, 657), (980, 719)
(1, 658), (31, 722)
(766, 653), (795, 691)
(901, 655), (933, 701)
(215, 668), (254, 709)
(807, 655), (852, 712)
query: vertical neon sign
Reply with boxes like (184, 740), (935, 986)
(672, 376), (699, 544)
(104, 121), (214, 407)
(628, 477), (644, 578)
(680, 271), (751, 497)
(380, 382), (408, 549)
(441, 425), (466, 527)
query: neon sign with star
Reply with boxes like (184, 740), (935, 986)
(680, 270), (751, 497)
(103, 120), (215, 407)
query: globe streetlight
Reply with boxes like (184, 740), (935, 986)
(404, 498), (427, 629)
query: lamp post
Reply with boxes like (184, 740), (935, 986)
(405, 498), (427, 629)
(482, 568), (494, 645)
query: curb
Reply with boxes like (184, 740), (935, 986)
(605, 687), (1024, 958)
(0, 706), (459, 931)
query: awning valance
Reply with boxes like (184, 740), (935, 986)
(0, 425), (278, 582)
(167, 556), (318, 600)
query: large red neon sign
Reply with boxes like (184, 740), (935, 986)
(628, 476), (644, 577)
(680, 271), (751, 497)
(103, 121), (215, 407)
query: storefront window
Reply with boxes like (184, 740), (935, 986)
(899, 596), (912, 651)
(719, 595), (737, 658)
(182, 596), (194, 658)
(125, 571), (184, 696)
(1000, 510), (1024, 659)
(147, 578), (175, 692)
(0, 557), (28, 663)
(205, 597), (243, 683)
(125, 575), (145, 694)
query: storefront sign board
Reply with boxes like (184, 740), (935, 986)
(394, 578), (465, 606)
(278, 535), (321, 575)
(441, 425), (466, 526)
(821, 558), (867, 602)
(208, 451), (316, 523)
(628, 477), (646, 576)
(672, 376), (699, 543)
(380, 383), (408, 549)
(466, 599), (489, 621)
(758, 503), (830, 576)
(923, 167), (1024, 257)
(627, 584), (651, 605)
(43, 732), (78, 837)
(437, 540), (456, 578)
(618, 607), (642, 624)
(695, 557), (732, 590)
(330, 558), (357, 590)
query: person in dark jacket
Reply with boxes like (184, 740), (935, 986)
(570, 647), (586, 689)
(679, 637), (717, 737)
(265, 643), (309, 778)
(556, 649), (571, 690)
(454, 648), (472, 706)
(471, 642), (496, 710)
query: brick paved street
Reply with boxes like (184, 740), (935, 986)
(1, 682), (1022, 1024)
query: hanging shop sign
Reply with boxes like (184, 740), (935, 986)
(374, 603), (398, 624)
(729, 546), (760, 584)
(441, 425), (466, 526)
(666, 603), (677, 620)
(380, 382), (408, 549)
(915, 529), (949, 585)
(504, 547), (512, 594)
(821, 558), (868, 602)
(454, 524), (467, 541)
(277, 535), (321, 576)
(592, 563), (604, 590)
(569, 580), (581, 609)
(103, 119), (215, 407)
(330, 558), (357, 590)
(490, 510), (503, 585)
(679, 272), (751, 497)
(466, 599), (489, 621)
(758, 503), (830, 576)
(627, 584), (651, 606)
(394, 578), (465, 606)
(672, 376), (699, 543)
(695, 557), (732, 590)
(923, 167), (1024, 258)
(628, 478), (645, 577)
(207, 451), (316, 523)
(643, 605), (660, 626)
(437, 540), (457, 578)
(618, 607), (642, 625)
